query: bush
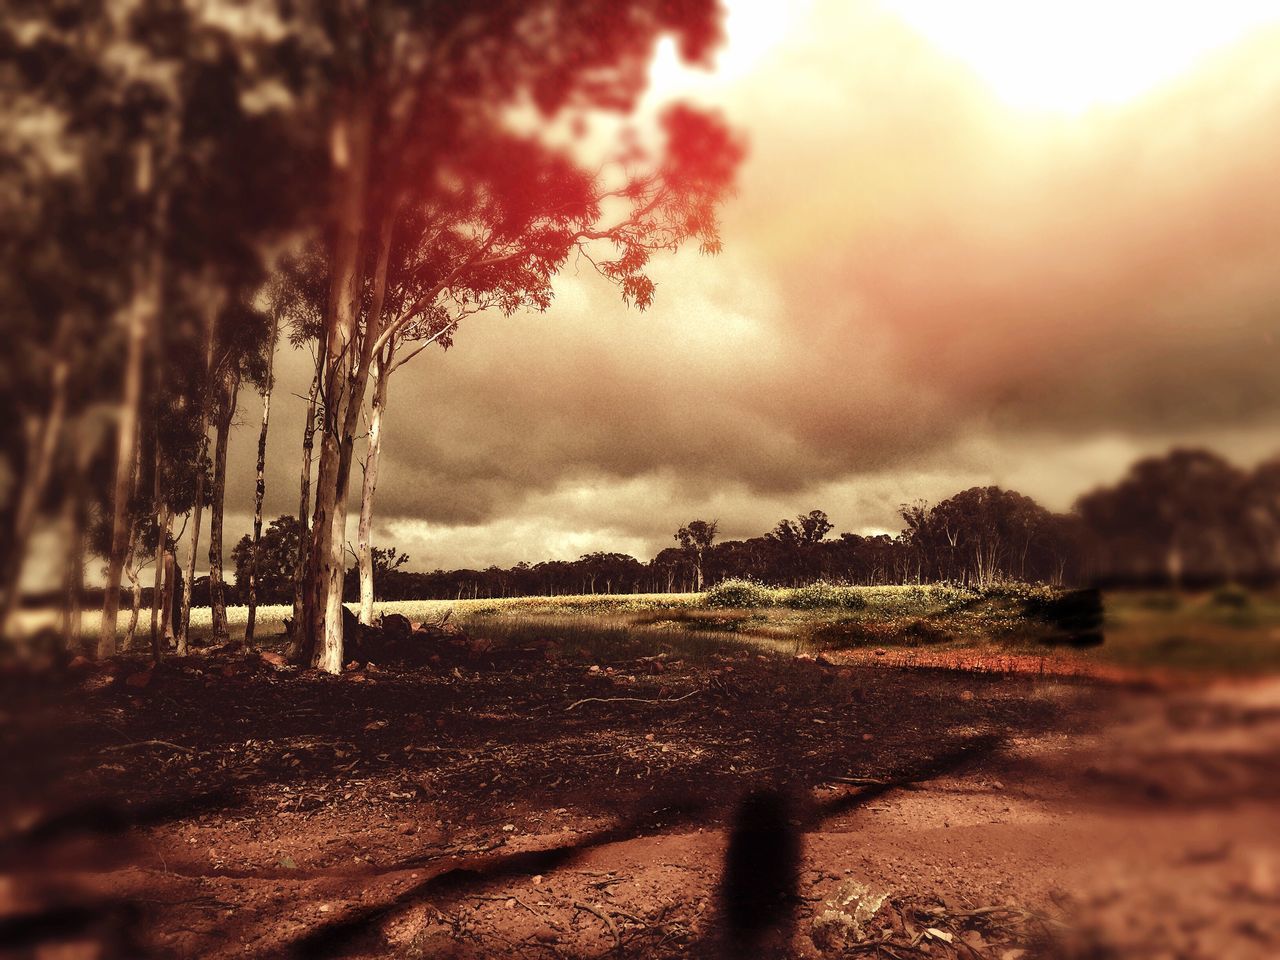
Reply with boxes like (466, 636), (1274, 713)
(704, 578), (776, 608)
(1136, 592), (1182, 611)
(813, 615), (951, 648)
(1210, 583), (1251, 609)
(780, 582), (868, 611)
(977, 581), (1059, 604)
(927, 584), (980, 611)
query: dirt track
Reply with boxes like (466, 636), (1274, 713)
(1, 646), (1277, 958)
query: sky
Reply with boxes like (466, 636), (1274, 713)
(218, 0), (1280, 574)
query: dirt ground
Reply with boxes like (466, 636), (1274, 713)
(1, 633), (1278, 959)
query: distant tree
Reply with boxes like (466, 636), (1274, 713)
(577, 552), (644, 594)
(922, 488), (1056, 587)
(652, 546), (692, 593)
(1076, 448), (1251, 586)
(1246, 456), (1280, 579)
(231, 516), (301, 607)
(767, 509), (832, 584)
(769, 510), (832, 547)
(371, 547), (410, 578)
(676, 520), (719, 592)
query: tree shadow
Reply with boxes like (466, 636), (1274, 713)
(285, 734), (1003, 958)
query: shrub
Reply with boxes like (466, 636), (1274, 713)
(781, 582), (868, 611)
(813, 615), (950, 648)
(1210, 583), (1251, 609)
(977, 581), (1059, 604)
(704, 578), (776, 608)
(927, 584), (979, 611)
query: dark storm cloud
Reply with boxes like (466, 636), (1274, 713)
(224, 1), (1280, 569)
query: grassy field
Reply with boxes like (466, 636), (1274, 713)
(18, 583), (1280, 676)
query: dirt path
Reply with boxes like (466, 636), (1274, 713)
(1, 650), (1277, 958)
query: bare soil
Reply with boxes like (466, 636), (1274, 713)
(1, 633), (1277, 959)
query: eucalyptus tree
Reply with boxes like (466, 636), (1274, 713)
(285, 0), (742, 670)
(676, 520), (719, 592)
(4, 1), (311, 654)
(243, 309), (281, 647)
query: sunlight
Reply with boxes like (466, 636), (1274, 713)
(876, 0), (1280, 112)
(647, 0), (811, 98)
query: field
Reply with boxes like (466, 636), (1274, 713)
(26, 583), (1280, 677)
(3, 586), (1279, 958)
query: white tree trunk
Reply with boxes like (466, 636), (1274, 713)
(305, 109), (370, 673)
(289, 354), (321, 659)
(124, 529), (144, 650)
(357, 356), (391, 625)
(208, 367), (239, 642)
(245, 315), (277, 647)
(304, 109), (388, 673)
(178, 292), (220, 655)
(99, 283), (149, 657)
(149, 501), (170, 658)
(100, 135), (167, 658)
(0, 341), (68, 639)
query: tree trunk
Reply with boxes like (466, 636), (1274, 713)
(289, 353), (322, 659)
(178, 467), (205, 656)
(61, 439), (89, 655)
(99, 294), (147, 657)
(158, 539), (176, 646)
(208, 367), (240, 642)
(100, 137), (166, 658)
(149, 494), (170, 659)
(357, 351), (392, 625)
(124, 530), (144, 650)
(304, 106), (383, 673)
(178, 287), (222, 654)
(0, 337), (69, 639)
(245, 315), (278, 647)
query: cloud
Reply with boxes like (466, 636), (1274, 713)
(222, 0), (1280, 571)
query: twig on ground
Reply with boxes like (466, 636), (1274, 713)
(471, 894), (546, 920)
(573, 901), (621, 948)
(101, 740), (194, 754)
(944, 904), (1068, 927)
(565, 690), (698, 711)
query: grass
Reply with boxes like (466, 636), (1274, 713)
(15, 585), (1280, 677)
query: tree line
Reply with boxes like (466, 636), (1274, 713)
(214, 447), (1280, 604)
(2, 0), (741, 668)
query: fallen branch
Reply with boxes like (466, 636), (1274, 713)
(565, 690), (698, 712)
(943, 904), (1069, 927)
(101, 740), (194, 754)
(573, 901), (621, 948)
(471, 894), (546, 920)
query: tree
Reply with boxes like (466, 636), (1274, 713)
(343, 545), (409, 603)
(244, 310), (280, 647)
(231, 516), (302, 607)
(676, 520), (719, 592)
(1246, 457), (1280, 580)
(5, 2), (308, 656)
(766, 509), (832, 584)
(289, 1), (742, 671)
(1076, 448), (1251, 586)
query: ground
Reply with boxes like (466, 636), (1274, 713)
(2, 591), (1279, 958)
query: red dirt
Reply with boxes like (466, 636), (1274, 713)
(1, 637), (1277, 958)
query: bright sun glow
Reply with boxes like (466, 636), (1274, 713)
(647, 0), (810, 100)
(878, 0), (1280, 112)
